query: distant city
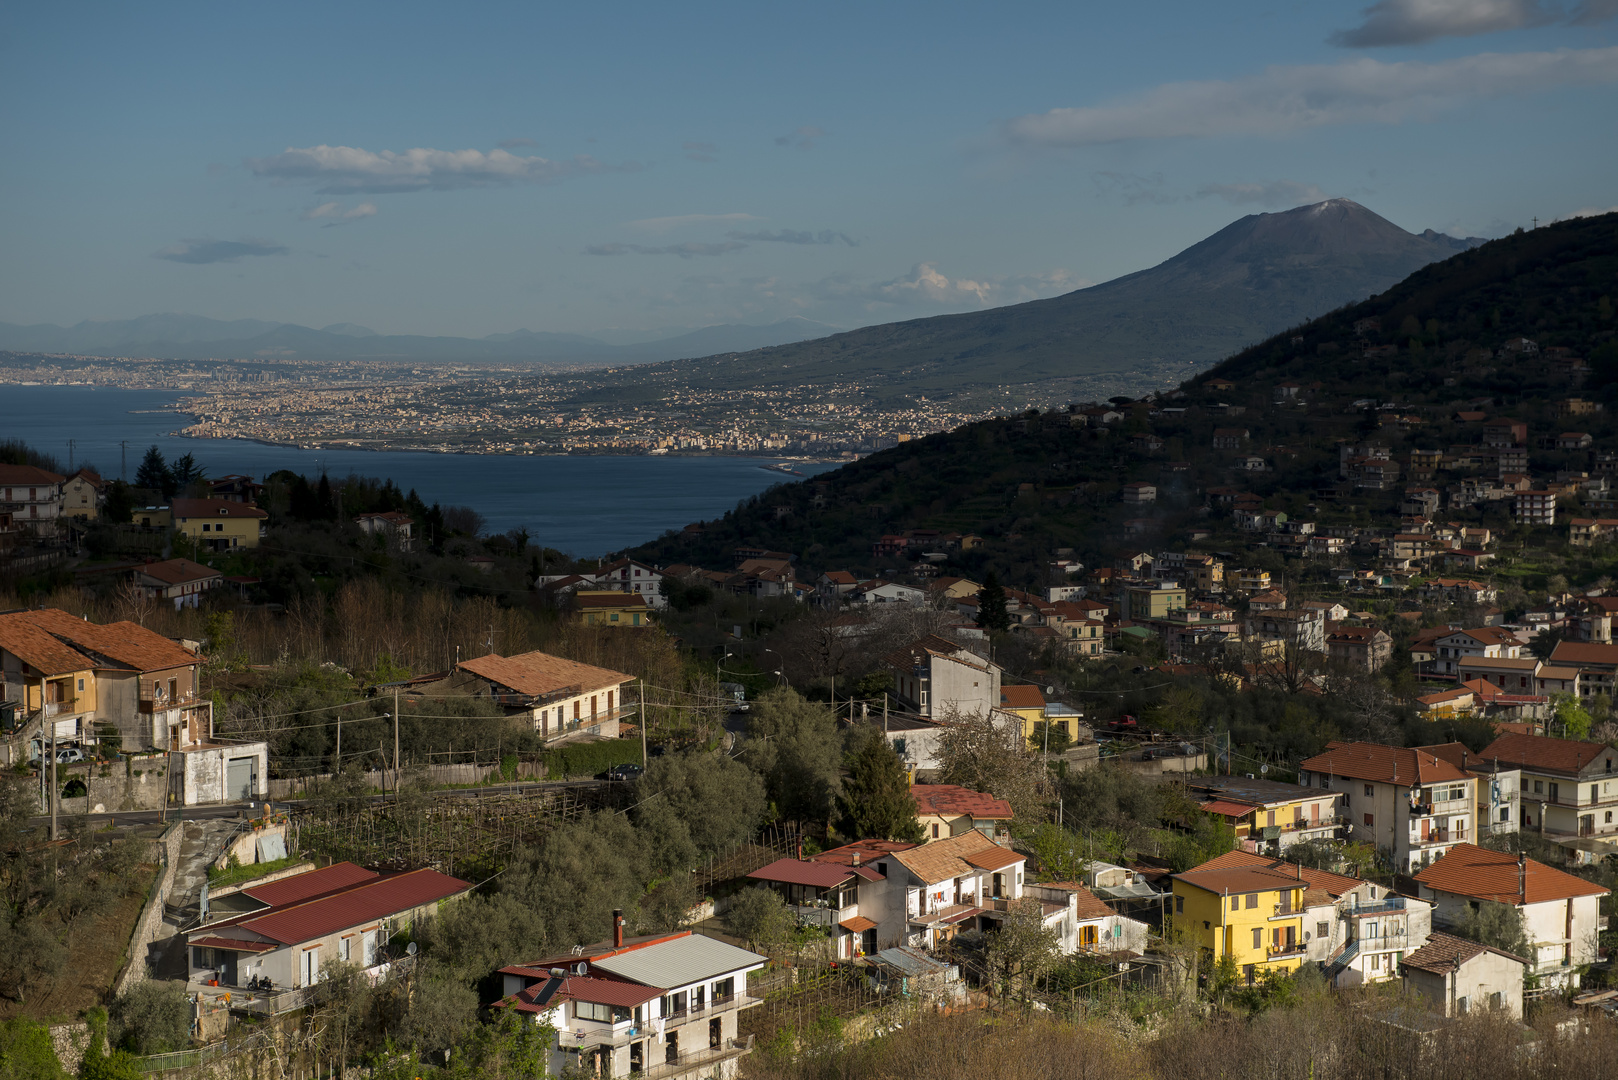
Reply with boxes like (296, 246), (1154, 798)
(0, 350), (1193, 457)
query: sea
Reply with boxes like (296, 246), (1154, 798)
(1, 384), (839, 556)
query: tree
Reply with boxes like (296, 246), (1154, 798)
(742, 689), (843, 824)
(639, 752), (766, 856)
(1058, 763), (1164, 856)
(1554, 694), (1593, 740)
(132, 446), (174, 499)
(935, 707), (1046, 824)
(727, 886), (797, 952)
(108, 981), (190, 1055)
(0, 1017), (66, 1080)
(838, 726), (925, 842)
(169, 453), (204, 488)
(1452, 900), (1531, 959)
(984, 898), (1061, 1001)
(102, 480), (135, 524)
(977, 571), (1010, 633)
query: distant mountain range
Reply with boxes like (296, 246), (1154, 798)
(598, 199), (1485, 398)
(0, 314), (843, 367)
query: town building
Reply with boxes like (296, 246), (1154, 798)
(1476, 733), (1618, 840)
(497, 926), (767, 1080)
(1185, 776), (1344, 853)
(354, 510), (415, 552)
(1298, 742), (1478, 872)
(884, 634), (1001, 720)
(574, 590), (653, 627)
(188, 862), (471, 993)
(62, 468), (105, 520)
(0, 464), (66, 540)
(446, 649), (636, 740)
(1413, 844), (1608, 989)
(1399, 931), (1527, 1020)
(1325, 626), (1393, 671)
(911, 784), (1013, 842)
(170, 497), (269, 551)
(134, 558), (224, 609)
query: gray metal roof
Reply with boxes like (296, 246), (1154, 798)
(872, 946), (950, 977)
(590, 934), (766, 990)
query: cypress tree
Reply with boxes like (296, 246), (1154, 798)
(837, 727), (924, 843)
(977, 570), (1010, 633)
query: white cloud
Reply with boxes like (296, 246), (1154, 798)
(300, 200), (377, 224)
(775, 126), (828, 150)
(814, 264), (1085, 310)
(1002, 47), (1618, 147)
(1197, 180), (1331, 207)
(624, 213), (759, 234)
(246, 144), (637, 194)
(729, 229), (858, 246)
(1331, 0), (1555, 47)
(1558, 205), (1618, 219)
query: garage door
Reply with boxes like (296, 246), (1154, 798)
(226, 757), (257, 801)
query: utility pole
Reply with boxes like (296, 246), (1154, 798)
(882, 692), (888, 736)
(67, 439), (74, 472)
(640, 679), (648, 768)
(49, 726), (57, 841)
(393, 689), (401, 802)
(335, 710), (341, 774)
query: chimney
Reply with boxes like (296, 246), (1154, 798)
(1518, 853), (1526, 901)
(852, 851), (860, 866)
(612, 908), (624, 949)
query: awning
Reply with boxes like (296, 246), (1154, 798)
(940, 906), (984, 925)
(839, 916), (877, 934)
(189, 936), (276, 954)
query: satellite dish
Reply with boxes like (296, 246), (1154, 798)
(406, 942), (418, 956)
(1045, 686), (1055, 695)
(575, 962), (589, 976)
(1260, 764), (1269, 774)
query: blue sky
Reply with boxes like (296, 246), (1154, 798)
(2, 0), (1615, 340)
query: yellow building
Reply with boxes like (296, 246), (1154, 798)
(170, 498), (267, 551)
(1172, 851), (1310, 983)
(1122, 584), (1186, 621)
(63, 468), (105, 520)
(574, 590), (652, 627)
(0, 612), (101, 747)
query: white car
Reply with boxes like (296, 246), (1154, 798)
(54, 747), (85, 764)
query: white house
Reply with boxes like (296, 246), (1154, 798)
(1298, 742), (1479, 873)
(1025, 882), (1150, 958)
(498, 922), (767, 1080)
(1400, 931), (1528, 1020)
(1414, 843), (1609, 990)
(448, 649), (636, 741)
(883, 634), (1001, 720)
(595, 558), (671, 609)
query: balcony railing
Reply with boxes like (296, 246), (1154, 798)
(1266, 944), (1306, 960)
(140, 692), (204, 713)
(634, 1036), (754, 1080)
(1349, 898), (1405, 917)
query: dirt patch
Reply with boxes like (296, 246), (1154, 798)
(0, 862), (159, 1022)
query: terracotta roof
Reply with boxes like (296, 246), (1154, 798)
(1441, 627), (1517, 646)
(212, 868), (471, 946)
(838, 915), (877, 933)
(1549, 641), (1618, 668)
(1175, 850), (1365, 899)
(0, 612), (94, 675)
(1036, 882), (1118, 921)
(189, 935), (276, 954)
(821, 571), (857, 584)
(1458, 656), (1537, 671)
(998, 685), (1046, 711)
(811, 840), (917, 869)
(1400, 930), (1528, 974)
(504, 974), (664, 1013)
(883, 634), (986, 673)
(1300, 741), (1471, 785)
(574, 591), (649, 610)
(1414, 843), (1608, 905)
(964, 846), (1024, 872)
(747, 858), (855, 889)
(0, 464), (66, 485)
(1476, 733), (1617, 777)
(135, 558), (223, 586)
(170, 498), (268, 519)
(1417, 688), (1473, 707)
(20, 609), (199, 672)
(457, 649), (632, 698)
(911, 784), (1014, 821)
(892, 830), (1022, 886)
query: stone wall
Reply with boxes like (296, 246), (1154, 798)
(114, 820), (185, 997)
(214, 821), (290, 871)
(57, 752), (171, 815)
(49, 1021), (91, 1075)
(264, 761), (539, 799)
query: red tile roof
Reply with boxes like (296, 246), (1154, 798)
(747, 858), (854, 889)
(1176, 850), (1365, 900)
(0, 612), (94, 675)
(1199, 799), (1259, 819)
(212, 868), (471, 946)
(1548, 641), (1618, 668)
(1037, 882), (1118, 921)
(1414, 843), (1608, 905)
(910, 784), (1014, 821)
(838, 915), (877, 933)
(811, 839), (917, 869)
(506, 973), (664, 1012)
(21, 609), (200, 672)
(1300, 741), (1471, 785)
(998, 685), (1046, 711)
(0, 464), (66, 485)
(892, 830), (1023, 886)
(457, 649), (632, 698)
(1476, 733), (1617, 777)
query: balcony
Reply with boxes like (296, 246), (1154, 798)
(140, 692), (204, 713)
(1266, 944), (1306, 960)
(635, 1036), (754, 1080)
(1349, 898), (1405, 917)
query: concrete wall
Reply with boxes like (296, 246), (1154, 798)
(214, 822), (290, 871)
(182, 743), (269, 806)
(1404, 949), (1526, 1019)
(928, 654), (999, 719)
(265, 761), (539, 799)
(114, 820), (185, 997)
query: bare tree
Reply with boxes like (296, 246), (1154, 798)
(115, 576), (156, 628)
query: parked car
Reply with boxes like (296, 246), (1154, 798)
(605, 763), (644, 782)
(54, 747), (85, 764)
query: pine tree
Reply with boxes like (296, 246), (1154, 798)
(837, 726), (924, 842)
(977, 570), (1010, 633)
(133, 445), (174, 498)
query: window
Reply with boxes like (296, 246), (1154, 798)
(1364, 813), (1374, 826)
(1549, 783), (1560, 801)
(1175, 896), (1184, 915)
(576, 1001), (614, 1023)
(932, 824), (940, 838)
(77, 679), (83, 692)
(1364, 785), (1374, 797)
(1319, 776), (1329, 789)
(1456, 996), (1470, 1015)
(1245, 893), (1258, 909)
(1318, 921), (1330, 939)
(1502, 807), (1511, 822)
(713, 977), (734, 1002)
(1490, 992), (1502, 1008)
(1607, 812), (1613, 824)
(1253, 927), (1263, 950)
(1534, 780), (1543, 794)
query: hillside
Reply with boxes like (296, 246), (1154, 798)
(590, 200), (1480, 402)
(625, 211), (1618, 587)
